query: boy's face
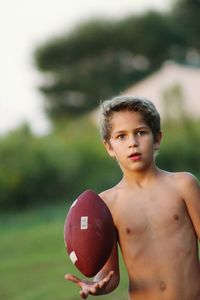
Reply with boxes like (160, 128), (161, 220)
(104, 110), (161, 173)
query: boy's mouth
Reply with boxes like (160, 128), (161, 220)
(128, 152), (141, 161)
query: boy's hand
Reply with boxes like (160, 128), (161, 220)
(64, 271), (114, 299)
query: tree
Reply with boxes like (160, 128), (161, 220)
(34, 10), (185, 121)
(168, 0), (200, 65)
(172, 0), (200, 49)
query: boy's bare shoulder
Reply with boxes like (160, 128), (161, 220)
(99, 183), (122, 207)
(99, 186), (118, 202)
(164, 171), (200, 196)
(168, 171), (198, 186)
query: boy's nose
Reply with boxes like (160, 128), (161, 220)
(128, 135), (138, 147)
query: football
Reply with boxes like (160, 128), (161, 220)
(64, 189), (116, 277)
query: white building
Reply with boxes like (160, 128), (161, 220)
(124, 61), (200, 119)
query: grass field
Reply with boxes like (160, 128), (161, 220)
(0, 203), (128, 300)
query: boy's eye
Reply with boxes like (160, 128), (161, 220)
(137, 130), (146, 136)
(116, 134), (126, 140)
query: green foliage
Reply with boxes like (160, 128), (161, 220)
(35, 19), (116, 70)
(172, 0), (200, 50)
(157, 118), (200, 178)
(116, 11), (184, 66)
(0, 120), (121, 211)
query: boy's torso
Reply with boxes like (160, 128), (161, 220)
(102, 171), (200, 300)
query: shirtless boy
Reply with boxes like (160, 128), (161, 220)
(65, 96), (200, 299)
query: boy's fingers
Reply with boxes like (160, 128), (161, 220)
(98, 270), (114, 288)
(107, 270), (114, 279)
(64, 274), (80, 284)
(89, 284), (99, 294)
(65, 270), (114, 297)
(80, 289), (89, 299)
(99, 279), (109, 289)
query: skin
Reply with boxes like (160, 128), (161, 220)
(65, 110), (200, 299)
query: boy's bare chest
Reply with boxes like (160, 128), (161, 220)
(113, 189), (189, 239)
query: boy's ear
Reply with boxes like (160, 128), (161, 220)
(103, 140), (115, 158)
(154, 131), (162, 150)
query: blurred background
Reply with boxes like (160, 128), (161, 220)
(1, 0), (200, 299)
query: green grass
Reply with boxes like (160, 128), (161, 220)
(0, 203), (128, 300)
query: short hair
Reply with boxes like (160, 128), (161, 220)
(99, 95), (161, 142)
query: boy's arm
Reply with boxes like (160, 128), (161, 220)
(180, 173), (200, 240)
(65, 241), (120, 298)
(93, 240), (120, 290)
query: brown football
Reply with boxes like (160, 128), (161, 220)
(64, 190), (116, 277)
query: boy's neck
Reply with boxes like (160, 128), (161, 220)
(121, 166), (161, 188)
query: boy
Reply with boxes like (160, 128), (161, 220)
(65, 96), (200, 299)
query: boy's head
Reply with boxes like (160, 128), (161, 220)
(99, 95), (161, 143)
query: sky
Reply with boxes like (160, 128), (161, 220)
(0, 0), (173, 135)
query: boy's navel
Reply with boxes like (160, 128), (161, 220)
(159, 280), (167, 291)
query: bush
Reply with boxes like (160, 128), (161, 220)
(0, 120), (121, 211)
(157, 118), (200, 178)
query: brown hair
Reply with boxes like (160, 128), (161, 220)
(99, 95), (161, 142)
